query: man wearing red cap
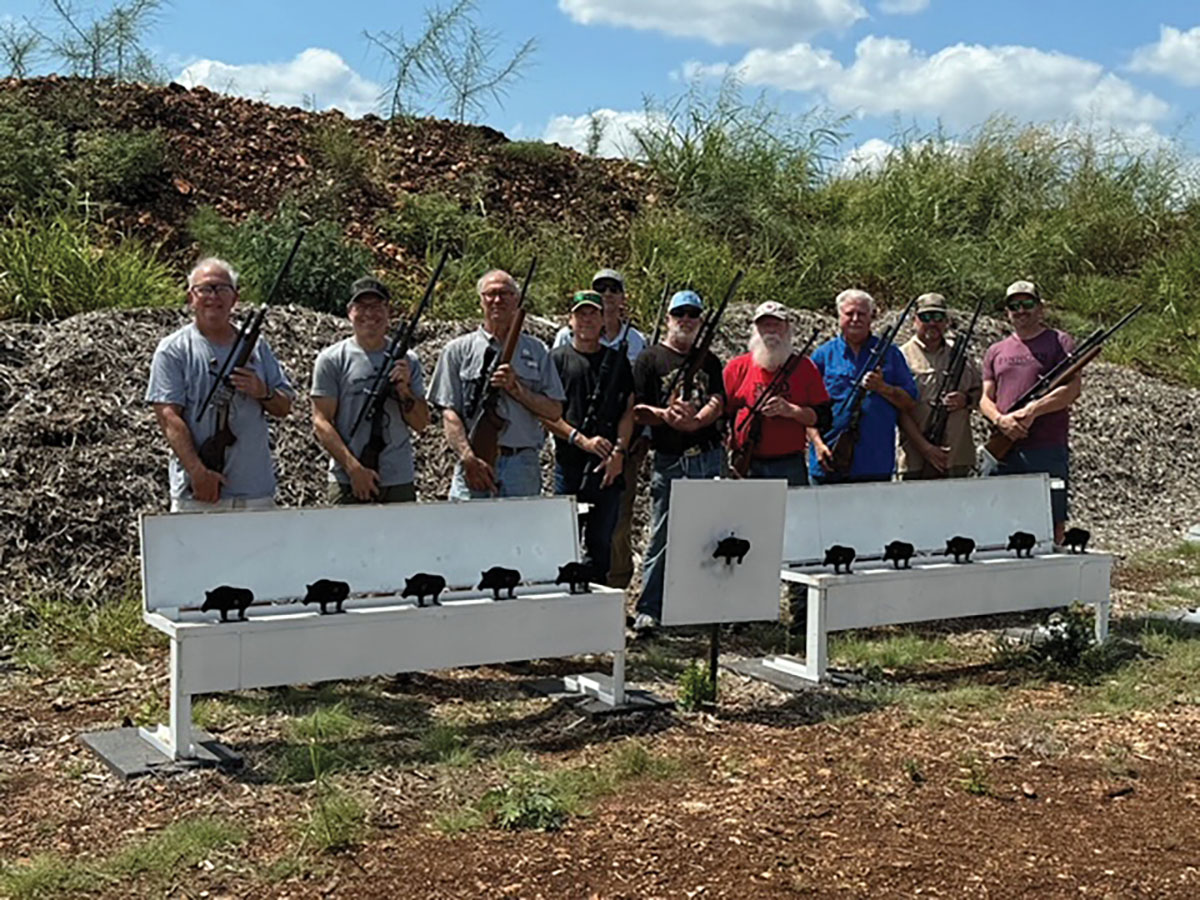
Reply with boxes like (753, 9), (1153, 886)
(724, 301), (831, 486)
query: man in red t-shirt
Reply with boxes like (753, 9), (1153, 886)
(980, 280), (1080, 543)
(724, 301), (832, 486)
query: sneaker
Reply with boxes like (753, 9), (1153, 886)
(632, 613), (658, 633)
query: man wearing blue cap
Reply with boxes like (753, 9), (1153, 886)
(629, 289), (726, 632)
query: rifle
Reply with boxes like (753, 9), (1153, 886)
(575, 322), (632, 501)
(823, 294), (919, 475)
(649, 278), (672, 346)
(196, 229), (305, 473)
(349, 250), (449, 472)
(978, 303), (1143, 475)
(465, 257), (538, 466)
(923, 295), (986, 446)
(729, 328), (819, 478)
(662, 270), (743, 404)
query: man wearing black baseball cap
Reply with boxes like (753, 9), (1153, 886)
(311, 276), (430, 503)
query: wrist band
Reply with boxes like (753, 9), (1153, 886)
(569, 428), (579, 446)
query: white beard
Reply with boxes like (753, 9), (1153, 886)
(666, 320), (697, 350)
(749, 331), (791, 370)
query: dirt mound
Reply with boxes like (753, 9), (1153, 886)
(1, 305), (1191, 609)
(0, 76), (657, 264)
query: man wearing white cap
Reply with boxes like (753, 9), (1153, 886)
(980, 280), (1079, 543)
(629, 289), (726, 632)
(724, 301), (831, 485)
(896, 293), (982, 479)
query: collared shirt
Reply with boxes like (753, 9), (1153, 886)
(145, 322), (294, 501)
(553, 323), (646, 364)
(897, 335), (982, 473)
(808, 333), (918, 480)
(310, 338), (424, 487)
(428, 326), (565, 449)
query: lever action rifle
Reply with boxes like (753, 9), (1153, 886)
(196, 229), (305, 473)
(824, 294), (919, 475)
(729, 327), (820, 479)
(575, 320), (632, 501)
(923, 294), (987, 447)
(662, 270), (744, 404)
(466, 257), (538, 466)
(349, 250), (449, 472)
(978, 303), (1144, 475)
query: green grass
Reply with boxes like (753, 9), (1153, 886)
(272, 702), (377, 783)
(299, 783), (368, 853)
(420, 722), (476, 767)
(0, 818), (245, 899)
(493, 140), (568, 164)
(830, 631), (961, 671)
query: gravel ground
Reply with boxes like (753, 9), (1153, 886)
(1, 303), (1194, 613)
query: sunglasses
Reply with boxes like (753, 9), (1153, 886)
(1006, 297), (1039, 311)
(593, 280), (624, 294)
(917, 311), (947, 323)
(670, 306), (701, 319)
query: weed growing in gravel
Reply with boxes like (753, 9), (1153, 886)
(420, 722), (475, 766)
(301, 779), (368, 853)
(677, 660), (717, 711)
(309, 119), (374, 193)
(0, 854), (100, 899)
(273, 701), (376, 783)
(959, 754), (991, 796)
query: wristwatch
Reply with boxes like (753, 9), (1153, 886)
(260, 387), (276, 403)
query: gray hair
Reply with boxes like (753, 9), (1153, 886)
(749, 319), (794, 341)
(476, 269), (518, 296)
(835, 288), (875, 316)
(188, 257), (240, 289)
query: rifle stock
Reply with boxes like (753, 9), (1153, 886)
(466, 258), (537, 466)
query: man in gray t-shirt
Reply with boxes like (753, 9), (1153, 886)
(311, 277), (430, 504)
(146, 257), (295, 512)
(428, 269), (565, 499)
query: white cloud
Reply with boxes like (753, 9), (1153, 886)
(718, 36), (1169, 130)
(557, 0), (866, 48)
(1129, 25), (1200, 87)
(176, 48), (382, 117)
(838, 137), (895, 175)
(542, 108), (662, 158)
(878, 0), (929, 13)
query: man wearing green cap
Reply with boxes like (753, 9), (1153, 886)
(311, 276), (430, 503)
(544, 290), (636, 582)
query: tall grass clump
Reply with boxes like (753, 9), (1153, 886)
(188, 202), (373, 315)
(71, 128), (168, 203)
(0, 212), (176, 321)
(0, 101), (69, 212)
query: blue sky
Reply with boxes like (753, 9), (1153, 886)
(7, 1), (1200, 168)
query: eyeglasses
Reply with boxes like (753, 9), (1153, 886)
(1006, 297), (1039, 311)
(917, 311), (947, 323)
(670, 307), (701, 319)
(481, 288), (517, 300)
(593, 280), (623, 294)
(191, 283), (236, 299)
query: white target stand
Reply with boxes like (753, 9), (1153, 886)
(80, 496), (631, 779)
(659, 479), (788, 701)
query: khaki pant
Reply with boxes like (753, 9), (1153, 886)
(607, 439), (649, 588)
(327, 482), (417, 504)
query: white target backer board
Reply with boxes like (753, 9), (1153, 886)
(661, 479), (787, 626)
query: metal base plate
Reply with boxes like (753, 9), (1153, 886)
(725, 657), (864, 691)
(79, 727), (243, 781)
(524, 674), (672, 716)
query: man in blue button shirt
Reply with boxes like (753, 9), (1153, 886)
(808, 289), (918, 484)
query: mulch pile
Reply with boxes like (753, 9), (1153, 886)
(0, 76), (658, 265)
(1, 303), (1193, 614)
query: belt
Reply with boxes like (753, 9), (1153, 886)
(661, 441), (718, 459)
(498, 446), (535, 456)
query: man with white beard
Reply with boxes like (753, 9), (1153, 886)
(724, 302), (831, 486)
(629, 290), (726, 633)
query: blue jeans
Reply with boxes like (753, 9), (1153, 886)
(748, 453), (809, 486)
(555, 457), (622, 583)
(992, 444), (1070, 523)
(636, 446), (722, 621)
(449, 448), (542, 500)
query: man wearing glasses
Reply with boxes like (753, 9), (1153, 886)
(629, 290), (726, 633)
(896, 293), (982, 479)
(428, 269), (565, 499)
(146, 258), (294, 512)
(311, 277), (430, 504)
(980, 280), (1079, 544)
(553, 269), (648, 589)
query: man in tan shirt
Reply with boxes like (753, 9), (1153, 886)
(897, 293), (982, 479)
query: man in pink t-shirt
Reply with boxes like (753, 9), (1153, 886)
(980, 280), (1081, 543)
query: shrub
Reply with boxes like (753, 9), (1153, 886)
(677, 659), (716, 711)
(188, 203), (373, 315)
(71, 129), (168, 203)
(0, 213), (177, 321)
(0, 103), (69, 212)
(309, 119), (373, 192)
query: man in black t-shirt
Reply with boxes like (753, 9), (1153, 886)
(630, 290), (726, 632)
(544, 291), (636, 583)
